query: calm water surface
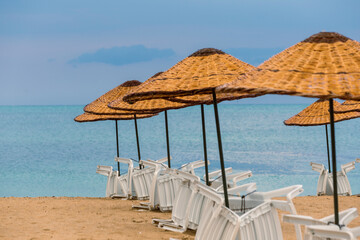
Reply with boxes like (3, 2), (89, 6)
(0, 104), (359, 197)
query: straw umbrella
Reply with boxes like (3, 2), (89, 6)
(216, 32), (360, 225)
(121, 48), (258, 207)
(334, 100), (360, 113)
(82, 80), (159, 173)
(284, 99), (360, 172)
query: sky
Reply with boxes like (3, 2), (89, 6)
(0, 0), (359, 105)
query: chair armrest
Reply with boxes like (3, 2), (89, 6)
(341, 161), (356, 174)
(256, 185), (303, 200)
(206, 167), (232, 179)
(306, 225), (358, 239)
(228, 171), (252, 185)
(154, 156), (172, 164)
(310, 162), (325, 173)
(115, 157), (132, 164)
(321, 208), (358, 226)
(224, 182), (256, 195)
(283, 214), (325, 226)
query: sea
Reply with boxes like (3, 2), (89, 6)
(0, 104), (359, 197)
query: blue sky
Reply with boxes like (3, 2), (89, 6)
(0, 0), (359, 105)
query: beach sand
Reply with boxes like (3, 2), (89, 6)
(0, 196), (359, 240)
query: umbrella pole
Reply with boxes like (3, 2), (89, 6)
(134, 114), (142, 169)
(115, 120), (120, 176)
(329, 99), (339, 225)
(211, 89), (229, 208)
(325, 124), (331, 173)
(165, 110), (171, 168)
(201, 104), (210, 186)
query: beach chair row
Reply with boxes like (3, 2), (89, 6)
(97, 157), (360, 239)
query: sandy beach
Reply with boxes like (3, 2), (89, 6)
(1, 196), (359, 240)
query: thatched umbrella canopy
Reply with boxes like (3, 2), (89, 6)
(84, 80), (155, 115)
(217, 32), (360, 225)
(74, 112), (157, 122)
(334, 100), (360, 113)
(123, 48), (256, 103)
(121, 48), (258, 206)
(284, 99), (360, 172)
(284, 99), (360, 126)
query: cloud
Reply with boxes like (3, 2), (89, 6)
(69, 45), (176, 66)
(225, 48), (284, 66)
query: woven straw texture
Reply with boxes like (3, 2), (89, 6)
(84, 80), (155, 115)
(284, 99), (360, 126)
(169, 91), (261, 105)
(334, 100), (360, 113)
(217, 32), (360, 101)
(109, 73), (191, 112)
(74, 112), (157, 122)
(123, 48), (255, 103)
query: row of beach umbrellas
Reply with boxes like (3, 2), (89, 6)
(76, 31), (360, 227)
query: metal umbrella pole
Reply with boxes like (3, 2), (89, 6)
(115, 120), (120, 176)
(164, 110), (171, 168)
(201, 104), (210, 186)
(325, 124), (331, 173)
(329, 98), (339, 225)
(134, 114), (142, 169)
(212, 89), (229, 208)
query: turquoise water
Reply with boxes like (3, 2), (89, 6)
(0, 104), (359, 197)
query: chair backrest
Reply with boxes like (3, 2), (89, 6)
(238, 201), (283, 240)
(327, 171), (352, 196)
(310, 162), (328, 195)
(194, 184), (224, 240)
(115, 157), (134, 197)
(132, 167), (155, 199)
(197, 205), (239, 240)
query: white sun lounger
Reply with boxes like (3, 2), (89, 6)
(156, 179), (257, 233)
(132, 157), (170, 200)
(195, 184), (304, 240)
(96, 157), (134, 198)
(96, 165), (118, 197)
(311, 159), (359, 196)
(134, 159), (211, 212)
(283, 207), (359, 240)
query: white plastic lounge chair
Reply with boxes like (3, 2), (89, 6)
(113, 157), (134, 198)
(96, 157), (134, 198)
(132, 159), (168, 210)
(135, 159), (210, 212)
(310, 162), (328, 196)
(327, 160), (359, 196)
(96, 165), (119, 197)
(195, 185), (304, 240)
(283, 207), (359, 240)
(133, 159), (214, 212)
(311, 159), (359, 196)
(132, 156), (170, 200)
(155, 178), (256, 233)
